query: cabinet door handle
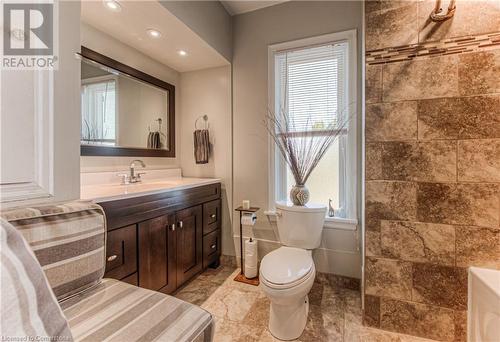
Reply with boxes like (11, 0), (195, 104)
(107, 255), (117, 262)
(170, 224), (175, 231)
(210, 214), (216, 218)
(211, 244), (216, 249)
(178, 221), (183, 228)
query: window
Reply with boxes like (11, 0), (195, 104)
(268, 30), (357, 220)
(81, 77), (117, 145)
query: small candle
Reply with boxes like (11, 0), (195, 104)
(242, 200), (250, 210)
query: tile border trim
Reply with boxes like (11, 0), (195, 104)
(366, 31), (500, 65)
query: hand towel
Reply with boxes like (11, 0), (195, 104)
(147, 132), (154, 148)
(194, 129), (210, 164)
(147, 131), (161, 149)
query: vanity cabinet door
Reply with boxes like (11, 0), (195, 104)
(138, 214), (176, 294)
(105, 225), (137, 280)
(175, 205), (203, 287)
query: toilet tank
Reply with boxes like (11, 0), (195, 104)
(275, 201), (326, 249)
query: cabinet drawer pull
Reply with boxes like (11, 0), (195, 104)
(210, 214), (216, 218)
(107, 255), (117, 262)
(170, 224), (175, 231)
(178, 221), (183, 228)
(211, 244), (216, 249)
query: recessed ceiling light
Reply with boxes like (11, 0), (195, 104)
(178, 50), (187, 56)
(103, 0), (121, 12)
(146, 29), (162, 38)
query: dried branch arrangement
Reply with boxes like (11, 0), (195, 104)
(265, 106), (352, 205)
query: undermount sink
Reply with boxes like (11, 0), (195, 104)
(80, 169), (220, 203)
(106, 181), (182, 193)
(107, 180), (179, 188)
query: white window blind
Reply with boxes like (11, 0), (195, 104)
(274, 42), (348, 133)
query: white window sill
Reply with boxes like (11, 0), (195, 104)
(264, 210), (358, 231)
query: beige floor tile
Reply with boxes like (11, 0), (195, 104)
(243, 296), (270, 328)
(258, 330), (284, 342)
(223, 270), (263, 294)
(174, 278), (220, 306)
(202, 286), (260, 322)
(213, 318), (263, 342)
(175, 265), (440, 342)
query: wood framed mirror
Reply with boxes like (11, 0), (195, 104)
(79, 46), (175, 157)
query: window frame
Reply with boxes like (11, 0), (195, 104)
(267, 29), (358, 222)
(81, 74), (119, 145)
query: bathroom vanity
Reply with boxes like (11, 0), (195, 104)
(81, 171), (222, 294)
(77, 43), (224, 295)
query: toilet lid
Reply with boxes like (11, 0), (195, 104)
(260, 247), (313, 285)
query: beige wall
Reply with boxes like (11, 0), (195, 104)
(117, 77), (168, 148)
(363, 1), (500, 341)
(160, 1), (232, 62)
(179, 66), (234, 256)
(80, 23), (180, 173)
(232, 1), (363, 277)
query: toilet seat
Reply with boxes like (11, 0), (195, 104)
(260, 247), (313, 289)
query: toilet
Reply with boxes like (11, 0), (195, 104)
(259, 201), (326, 340)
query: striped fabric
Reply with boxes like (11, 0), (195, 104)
(2, 201), (214, 342)
(1, 201), (106, 301)
(60, 278), (214, 342)
(1, 218), (74, 341)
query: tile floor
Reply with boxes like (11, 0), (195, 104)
(174, 265), (439, 342)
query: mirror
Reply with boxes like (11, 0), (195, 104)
(80, 47), (175, 157)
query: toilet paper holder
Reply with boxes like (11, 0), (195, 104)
(234, 205), (260, 286)
(241, 212), (257, 225)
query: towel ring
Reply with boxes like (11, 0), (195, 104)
(149, 117), (164, 134)
(195, 115), (209, 130)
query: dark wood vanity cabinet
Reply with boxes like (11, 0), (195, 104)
(138, 214), (176, 293)
(203, 199), (220, 234)
(105, 224), (137, 281)
(175, 206), (203, 287)
(202, 199), (222, 268)
(203, 229), (221, 269)
(101, 183), (221, 293)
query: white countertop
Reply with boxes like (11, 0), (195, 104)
(80, 169), (220, 202)
(81, 177), (221, 202)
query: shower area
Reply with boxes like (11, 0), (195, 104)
(362, 1), (500, 341)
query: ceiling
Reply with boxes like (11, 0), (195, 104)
(221, 1), (288, 15)
(81, 1), (229, 73)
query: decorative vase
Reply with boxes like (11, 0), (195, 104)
(290, 184), (309, 206)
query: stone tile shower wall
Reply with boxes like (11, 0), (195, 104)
(363, 1), (499, 341)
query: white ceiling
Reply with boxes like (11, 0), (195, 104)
(221, 1), (288, 15)
(81, 1), (229, 73)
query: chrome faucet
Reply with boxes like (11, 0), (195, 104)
(117, 160), (146, 184)
(129, 159), (146, 183)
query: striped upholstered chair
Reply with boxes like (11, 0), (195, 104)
(1, 201), (214, 342)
